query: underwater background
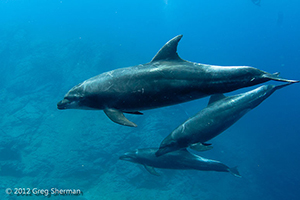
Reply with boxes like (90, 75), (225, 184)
(1, 0), (299, 199)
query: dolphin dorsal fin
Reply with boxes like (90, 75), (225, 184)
(208, 94), (226, 105)
(151, 35), (184, 62)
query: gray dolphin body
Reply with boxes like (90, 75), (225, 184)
(120, 148), (240, 177)
(156, 83), (294, 157)
(57, 35), (298, 127)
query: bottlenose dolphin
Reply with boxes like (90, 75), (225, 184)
(156, 83), (295, 156)
(120, 148), (240, 177)
(57, 35), (298, 127)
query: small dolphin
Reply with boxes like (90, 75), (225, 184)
(57, 35), (298, 127)
(120, 148), (241, 177)
(251, 0), (261, 6)
(156, 83), (295, 156)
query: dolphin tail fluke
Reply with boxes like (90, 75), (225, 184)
(274, 82), (296, 90)
(104, 108), (137, 127)
(229, 166), (241, 178)
(263, 72), (299, 83)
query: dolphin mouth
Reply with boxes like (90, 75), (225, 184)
(119, 151), (137, 161)
(155, 148), (168, 157)
(57, 99), (70, 110)
(119, 155), (133, 161)
(119, 155), (128, 160)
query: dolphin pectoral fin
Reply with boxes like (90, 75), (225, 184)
(263, 73), (299, 83)
(143, 165), (160, 176)
(229, 166), (241, 178)
(104, 108), (137, 127)
(189, 142), (213, 152)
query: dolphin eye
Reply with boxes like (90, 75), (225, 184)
(65, 95), (83, 101)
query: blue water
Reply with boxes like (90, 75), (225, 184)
(1, 0), (299, 199)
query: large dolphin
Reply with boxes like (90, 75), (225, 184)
(156, 83), (295, 156)
(119, 148), (241, 177)
(57, 35), (298, 127)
